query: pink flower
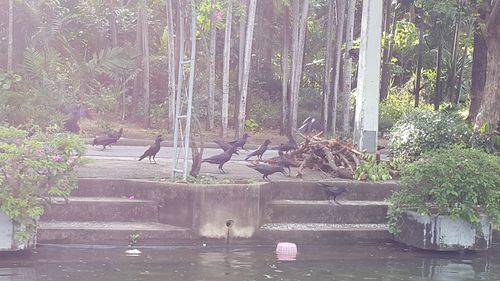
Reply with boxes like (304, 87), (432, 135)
(53, 155), (63, 162)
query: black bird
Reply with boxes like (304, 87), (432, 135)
(228, 133), (250, 150)
(318, 183), (347, 204)
(247, 163), (286, 181)
(276, 150), (295, 176)
(138, 135), (163, 164)
(245, 139), (271, 160)
(213, 140), (239, 155)
(278, 135), (298, 153)
(62, 104), (92, 133)
(93, 128), (123, 150)
(202, 146), (238, 173)
(298, 117), (323, 135)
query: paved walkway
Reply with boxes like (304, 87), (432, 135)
(80, 143), (328, 182)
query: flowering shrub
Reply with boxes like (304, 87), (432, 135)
(0, 126), (86, 240)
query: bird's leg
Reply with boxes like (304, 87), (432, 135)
(148, 156), (152, 163)
(287, 167), (291, 177)
(219, 164), (226, 174)
(333, 197), (341, 205)
(153, 155), (157, 164)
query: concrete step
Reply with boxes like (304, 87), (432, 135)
(266, 200), (389, 224)
(37, 221), (194, 244)
(263, 181), (396, 201)
(257, 223), (391, 242)
(41, 197), (158, 222)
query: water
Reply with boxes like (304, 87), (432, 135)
(1, 242), (499, 281)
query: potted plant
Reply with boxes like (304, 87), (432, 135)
(0, 126), (86, 251)
(387, 147), (500, 251)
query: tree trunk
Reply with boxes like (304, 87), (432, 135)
(455, 38), (468, 105)
(222, 0), (233, 138)
(331, 0), (346, 135)
(236, 0), (257, 137)
(166, 0), (177, 131)
(434, 42), (443, 111)
(141, 0), (150, 128)
(413, 11), (424, 108)
(208, 0), (217, 130)
(467, 29), (487, 122)
(281, 4), (290, 135)
(379, 0), (395, 101)
(7, 0), (13, 71)
(322, 0), (335, 135)
(289, 0), (309, 132)
(234, 0), (247, 131)
(342, 0), (356, 133)
(289, 0), (300, 132)
(475, 1), (500, 128)
(131, 9), (143, 121)
(110, 9), (118, 47)
(446, 12), (461, 102)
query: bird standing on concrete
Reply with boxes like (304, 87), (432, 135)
(228, 133), (250, 150)
(318, 183), (347, 204)
(202, 146), (238, 173)
(245, 139), (271, 160)
(276, 150), (295, 176)
(138, 135), (163, 164)
(93, 128), (123, 150)
(247, 163), (286, 182)
(278, 135), (298, 153)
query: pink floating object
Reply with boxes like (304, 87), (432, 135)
(276, 242), (298, 261)
(128, 196), (135, 200)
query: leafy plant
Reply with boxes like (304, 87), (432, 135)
(245, 118), (260, 132)
(390, 110), (471, 161)
(354, 155), (392, 181)
(0, 127), (87, 240)
(387, 147), (500, 235)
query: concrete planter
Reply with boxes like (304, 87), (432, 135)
(395, 210), (492, 251)
(0, 210), (36, 251)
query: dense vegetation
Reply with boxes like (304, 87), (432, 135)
(1, 0), (498, 137)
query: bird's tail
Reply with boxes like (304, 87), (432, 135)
(138, 155), (146, 161)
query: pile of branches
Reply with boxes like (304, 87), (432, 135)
(269, 132), (364, 179)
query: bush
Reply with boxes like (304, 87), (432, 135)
(387, 147), (500, 234)
(0, 127), (86, 240)
(389, 110), (471, 161)
(379, 93), (415, 132)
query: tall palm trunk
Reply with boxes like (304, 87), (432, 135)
(166, 0), (177, 131)
(289, 0), (309, 132)
(434, 42), (443, 111)
(141, 0), (150, 127)
(413, 10), (424, 107)
(281, 4), (290, 135)
(208, 0), (217, 130)
(331, 0), (346, 135)
(467, 29), (487, 122)
(236, 0), (257, 137)
(7, 0), (13, 71)
(379, 0), (396, 101)
(234, 0), (247, 130)
(322, 0), (335, 135)
(342, 0), (356, 133)
(222, 0), (233, 138)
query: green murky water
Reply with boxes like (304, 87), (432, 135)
(1, 242), (499, 281)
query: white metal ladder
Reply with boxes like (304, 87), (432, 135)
(172, 1), (197, 181)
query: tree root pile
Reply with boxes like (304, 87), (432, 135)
(267, 132), (364, 180)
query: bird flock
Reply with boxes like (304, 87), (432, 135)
(92, 130), (301, 182)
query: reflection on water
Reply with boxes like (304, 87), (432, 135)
(0, 243), (499, 281)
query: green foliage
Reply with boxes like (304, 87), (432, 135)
(387, 147), (500, 234)
(354, 155), (392, 181)
(379, 92), (417, 132)
(0, 127), (87, 240)
(390, 110), (471, 161)
(245, 118), (260, 132)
